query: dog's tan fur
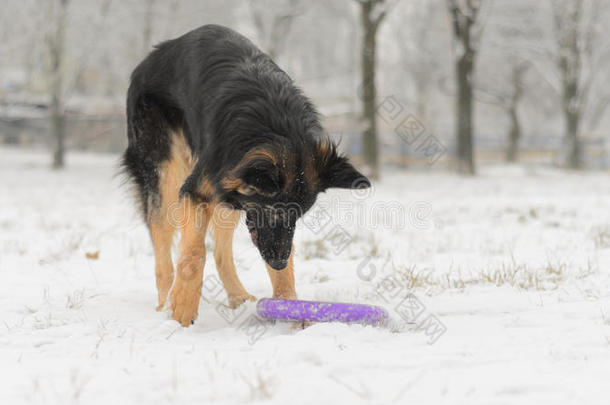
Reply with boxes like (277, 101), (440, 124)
(220, 176), (271, 197)
(304, 139), (334, 191)
(211, 204), (257, 308)
(169, 196), (210, 326)
(152, 131), (296, 325)
(265, 246), (296, 299)
(149, 131), (194, 311)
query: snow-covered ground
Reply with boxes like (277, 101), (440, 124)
(2, 146), (610, 404)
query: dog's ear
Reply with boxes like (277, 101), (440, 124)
(223, 158), (281, 196)
(315, 140), (371, 191)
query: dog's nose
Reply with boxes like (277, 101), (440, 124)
(267, 258), (288, 271)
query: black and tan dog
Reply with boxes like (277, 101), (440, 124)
(123, 25), (369, 326)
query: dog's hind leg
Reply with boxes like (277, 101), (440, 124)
(151, 131), (197, 313)
(123, 96), (178, 310)
(150, 133), (191, 310)
(211, 204), (256, 308)
(150, 218), (175, 311)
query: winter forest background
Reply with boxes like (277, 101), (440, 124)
(2, 0), (610, 174)
(4, 2), (610, 403)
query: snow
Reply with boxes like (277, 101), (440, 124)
(2, 147), (610, 404)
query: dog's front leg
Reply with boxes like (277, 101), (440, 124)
(266, 247), (310, 329)
(265, 246), (296, 300)
(170, 198), (209, 326)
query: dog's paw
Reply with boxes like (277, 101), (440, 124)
(170, 280), (201, 327)
(155, 294), (169, 311)
(228, 292), (257, 309)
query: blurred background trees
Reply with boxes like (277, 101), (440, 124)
(1, 0), (610, 173)
(446, 0), (486, 175)
(355, 0), (393, 179)
(46, 0), (70, 169)
(550, 0), (610, 169)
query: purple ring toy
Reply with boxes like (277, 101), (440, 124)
(257, 298), (388, 326)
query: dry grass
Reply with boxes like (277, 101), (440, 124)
(301, 239), (329, 260)
(242, 372), (274, 401)
(590, 225), (610, 249)
(393, 259), (594, 292)
(65, 289), (86, 310)
(398, 264), (436, 289)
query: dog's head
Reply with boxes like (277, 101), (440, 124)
(220, 139), (370, 270)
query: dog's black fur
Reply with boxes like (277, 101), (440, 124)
(123, 25), (369, 270)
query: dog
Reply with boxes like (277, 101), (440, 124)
(122, 25), (370, 326)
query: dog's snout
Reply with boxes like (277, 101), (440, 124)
(265, 245), (291, 270)
(267, 257), (289, 271)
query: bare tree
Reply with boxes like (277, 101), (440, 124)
(356, 0), (392, 179)
(250, 0), (304, 60)
(476, 0), (546, 162)
(142, 0), (156, 56)
(504, 63), (528, 162)
(47, 0), (70, 169)
(162, 0), (181, 40)
(550, 0), (608, 169)
(446, 0), (486, 175)
(393, 0), (444, 167)
(475, 60), (530, 162)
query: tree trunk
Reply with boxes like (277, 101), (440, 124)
(554, 0), (583, 169)
(50, 0), (69, 169)
(506, 107), (520, 162)
(50, 91), (65, 169)
(400, 141), (408, 168)
(566, 108), (581, 168)
(455, 49), (475, 174)
(360, 1), (380, 179)
(506, 66), (523, 163)
(561, 63), (582, 169)
(142, 0), (155, 55)
(448, 0), (481, 175)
